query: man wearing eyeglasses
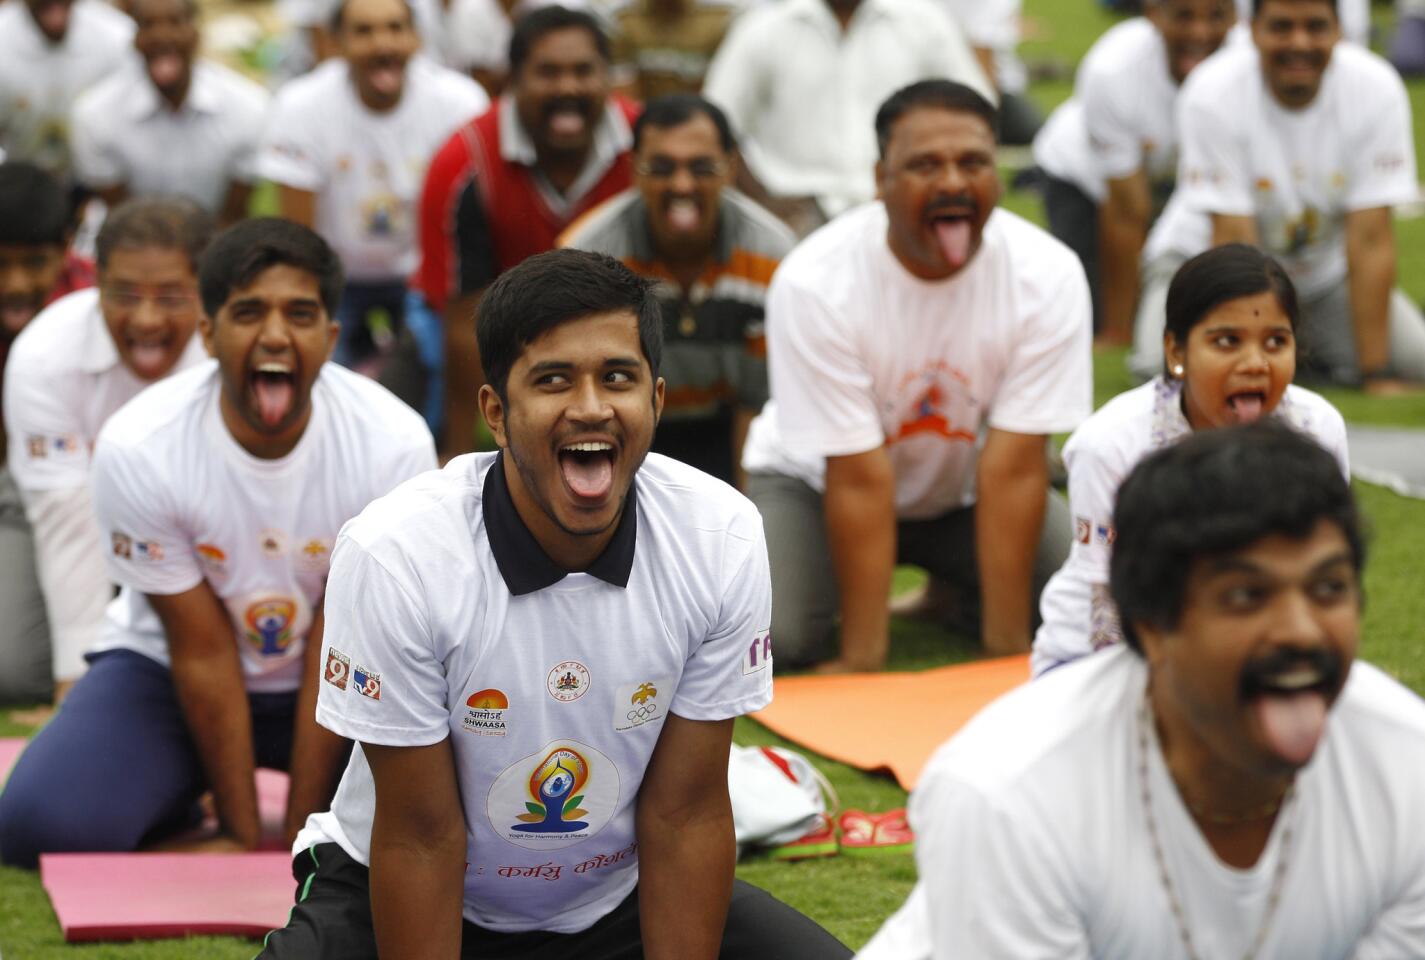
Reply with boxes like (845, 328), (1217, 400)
(1, 196), (212, 710)
(559, 94), (794, 485)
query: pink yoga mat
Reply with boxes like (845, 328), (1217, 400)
(41, 851), (294, 942)
(0, 737), (23, 782)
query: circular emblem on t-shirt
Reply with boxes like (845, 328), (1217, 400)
(547, 661), (590, 702)
(234, 592), (310, 659)
(259, 528), (288, 558)
(486, 739), (621, 850)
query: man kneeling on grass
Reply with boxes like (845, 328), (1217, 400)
(260, 249), (850, 960)
(858, 422), (1425, 959)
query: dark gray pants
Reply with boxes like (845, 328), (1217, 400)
(746, 471), (1073, 667)
(1042, 175), (1102, 332)
(0, 468), (52, 703)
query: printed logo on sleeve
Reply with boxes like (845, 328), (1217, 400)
(743, 631), (772, 676)
(1075, 516), (1091, 545)
(354, 664), (382, 700)
(613, 678), (672, 732)
(112, 532), (132, 558)
(26, 435), (47, 459)
(546, 661), (590, 702)
(324, 647), (351, 690)
(1094, 523), (1116, 547)
(463, 688), (509, 735)
(134, 540), (164, 562)
(196, 543), (228, 575)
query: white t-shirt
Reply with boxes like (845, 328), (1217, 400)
(858, 647), (1425, 960)
(1031, 378), (1349, 677)
(741, 203), (1093, 520)
(3, 289), (208, 681)
(70, 58), (270, 212)
(296, 452), (774, 933)
(1033, 18), (1180, 203)
(1166, 42), (1417, 296)
(1234, 0), (1370, 47)
(0, 0), (135, 176)
(703, 0), (991, 216)
(257, 58), (489, 281)
(90, 361), (437, 693)
(939, 0), (1026, 94)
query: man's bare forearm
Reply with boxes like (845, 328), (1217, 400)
(284, 615), (348, 843)
(1098, 200), (1148, 343)
(443, 292), (483, 456)
(637, 799), (735, 960)
(825, 453), (896, 670)
(1347, 216), (1396, 377)
(370, 825), (466, 960)
(976, 458), (1048, 656)
(171, 649), (261, 847)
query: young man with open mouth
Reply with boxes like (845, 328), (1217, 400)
(260, 248), (849, 959)
(0, 219), (437, 867)
(860, 422), (1425, 958)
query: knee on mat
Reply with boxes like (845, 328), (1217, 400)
(0, 775), (143, 868)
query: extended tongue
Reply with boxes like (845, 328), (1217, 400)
(560, 453), (613, 500)
(129, 343), (169, 377)
(1254, 690), (1328, 766)
(1230, 394), (1265, 424)
(149, 52), (183, 88)
(549, 111), (586, 137)
(254, 376), (294, 428)
(935, 220), (972, 269)
(369, 64), (403, 96)
(667, 200), (700, 232)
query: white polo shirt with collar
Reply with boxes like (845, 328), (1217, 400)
(0, 0), (135, 176)
(258, 57), (489, 282)
(703, 0), (992, 217)
(70, 59), (270, 213)
(295, 451), (774, 933)
(2, 288), (207, 682)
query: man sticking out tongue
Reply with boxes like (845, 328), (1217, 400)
(859, 423), (1425, 960)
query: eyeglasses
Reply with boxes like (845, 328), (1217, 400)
(101, 284), (198, 315)
(634, 158), (727, 181)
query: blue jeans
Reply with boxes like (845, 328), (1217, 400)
(0, 649), (295, 868)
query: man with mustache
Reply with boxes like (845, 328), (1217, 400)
(1033, 0), (1236, 342)
(0, 219), (437, 867)
(1140, 0), (1425, 389)
(415, 5), (639, 456)
(559, 94), (795, 485)
(742, 80), (1092, 673)
(0, 0), (133, 178)
(858, 422), (1425, 959)
(70, 0), (269, 225)
(259, 0), (488, 372)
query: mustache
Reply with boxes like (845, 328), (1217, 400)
(1239, 645), (1345, 698)
(922, 195), (978, 219)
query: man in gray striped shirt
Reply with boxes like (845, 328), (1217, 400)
(560, 94), (795, 485)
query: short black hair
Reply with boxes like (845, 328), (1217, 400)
(1253, 0), (1337, 17)
(477, 249), (661, 402)
(130, 0), (198, 24)
(95, 196), (214, 273)
(1164, 243), (1299, 373)
(633, 93), (736, 153)
(0, 162), (73, 247)
(875, 79), (998, 158)
(330, 0), (413, 34)
(198, 218), (344, 318)
(1110, 422), (1363, 653)
(508, 5), (609, 76)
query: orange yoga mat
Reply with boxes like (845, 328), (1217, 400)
(751, 655), (1030, 790)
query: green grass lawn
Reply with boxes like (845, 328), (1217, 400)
(3, 0), (1425, 955)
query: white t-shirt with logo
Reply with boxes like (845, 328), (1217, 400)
(858, 647), (1425, 960)
(296, 452), (773, 933)
(1033, 18), (1181, 202)
(71, 58), (270, 213)
(741, 203), (1092, 520)
(1031, 378), (1349, 677)
(1165, 42), (1417, 296)
(0, 0), (134, 176)
(257, 58), (489, 281)
(3, 289), (208, 681)
(90, 361), (437, 693)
